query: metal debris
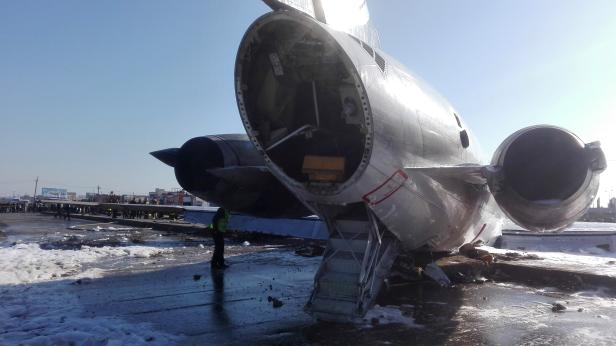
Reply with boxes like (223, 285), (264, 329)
(423, 262), (452, 287)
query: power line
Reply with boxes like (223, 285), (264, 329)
(0, 180), (35, 184)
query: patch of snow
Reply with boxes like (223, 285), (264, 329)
(568, 327), (616, 345)
(480, 246), (616, 277)
(568, 222), (616, 232)
(360, 305), (422, 328)
(0, 243), (172, 285)
(571, 287), (613, 299)
(0, 243), (181, 345)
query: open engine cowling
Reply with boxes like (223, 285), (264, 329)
(488, 126), (607, 231)
(151, 134), (310, 218)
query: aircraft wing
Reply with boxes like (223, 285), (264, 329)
(403, 165), (498, 185)
(262, 0), (380, 48)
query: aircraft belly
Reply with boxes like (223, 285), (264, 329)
(360, 168), (462, 251)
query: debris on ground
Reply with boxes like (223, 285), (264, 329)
(71, 278), (92, 285)
(295, 244), (325, 257)
(459, 243), (494, 264)
(423, 262), (452, 287)
(128, 234), (146, 244)
(273, 298), (284, 308)
(597, 244), (611, 251)
(494, 252), (542, 262)
(267, 296), (284, 308)
(389, 252), (423, 283)
(435, 255), (491, 284)
(552, 302), (567, 312)
(193, 275), (201, 281)
(607, 261), (616, 265)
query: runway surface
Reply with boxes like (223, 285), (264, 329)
(1, 214), (616, 345)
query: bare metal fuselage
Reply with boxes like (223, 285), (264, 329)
(236, 11), (503, 252)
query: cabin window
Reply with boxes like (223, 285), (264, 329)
(361, 41), (374, 57)
(460, 130), (470, 148)
(375, 52), (386, 72)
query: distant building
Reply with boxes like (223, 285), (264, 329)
(41, 187), (67, 200)
(131, 195), (148, 204)
(609, 198), (616, 211)
(581, 206), (616, 223)
(182, 194), (205, 207)
(67, 192), (77, 201)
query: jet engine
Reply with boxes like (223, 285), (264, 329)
(488, 126), (606, 231)
(151, 134), (309, 218)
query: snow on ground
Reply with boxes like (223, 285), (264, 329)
(568, 222), (616, 232)
(504, 221), (616, 232)
(0, 243), (173, 285)
(359, 304), (422, 329)
(481, 246), (616, 277)
(0, 243), (180, 345)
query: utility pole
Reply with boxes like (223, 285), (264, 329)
(32, 176), (39, 211)
(97, 185), (100, 195)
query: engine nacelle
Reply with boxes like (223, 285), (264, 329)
(489, 126), (606, 231)
(151, 134), (309, 218)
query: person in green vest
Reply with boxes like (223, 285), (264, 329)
(211, 207), (230, 269)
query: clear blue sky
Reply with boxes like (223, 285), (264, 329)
(1, 1), (615, 202)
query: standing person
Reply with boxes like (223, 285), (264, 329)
(211, 207), (230, 269)
(63, 204), (71, 221)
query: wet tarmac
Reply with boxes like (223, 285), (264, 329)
(2, 214), (616, 345)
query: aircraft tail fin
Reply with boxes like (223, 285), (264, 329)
(262, 0), (380, 48)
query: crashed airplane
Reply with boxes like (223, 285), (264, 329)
(152, 0), (607, 321)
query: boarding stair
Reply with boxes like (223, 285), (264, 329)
(307, 209), (399, 321)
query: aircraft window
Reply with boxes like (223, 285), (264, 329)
(361, 41), (374, 57)
(454, 113), (462, 128)
(460, 130), (470, 148)
(374, 52), (386, 72)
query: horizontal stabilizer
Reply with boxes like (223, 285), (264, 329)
(150, 148), (180, 167)
(403, 165), (497, 185)
(206, 166), (272, 186)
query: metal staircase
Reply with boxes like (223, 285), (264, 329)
(306, 209), (399, 321)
